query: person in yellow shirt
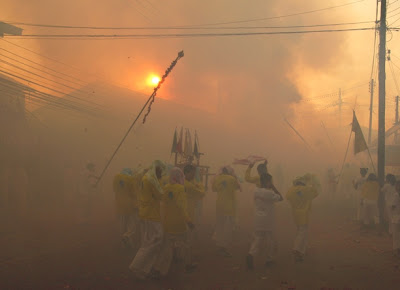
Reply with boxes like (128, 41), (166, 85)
(184, 164), (205, 228)
(129, 160), (166, 280)
(113, 168), (142, 249)
(212, 166), (240, 257)
(153, 167), (197, 276)
(245, 161), (268, 188)
(286, 176), (319, 262)
(360, 173), (380, 230)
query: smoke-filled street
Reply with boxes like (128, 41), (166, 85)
(1, 188), (399, 290)
(3, 1), (400, 289)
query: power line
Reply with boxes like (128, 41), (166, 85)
(0, 69), (100, 114)
(389, 60), (400, 95)
(388, 6), (400, 14)
(4, 1), (366, 29)
(3, 27), (375, 39)
(0, 50), (84, 87)
(0, 80), (97, 115)
(0, 50), (111, 103)
(172, 0), (366, 27)
(6, 20), (374, 30)
(371, 0), (379, 80)
(1, 39), (148, 98)
(0, 58), (101, 107)
(0, 48), (85, 84)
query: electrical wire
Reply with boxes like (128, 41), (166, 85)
(389, 60), (400, 96)
(168, 0), (366, 27)
(0, 50), (84, 87)
(0, 71), (100, 115)
(0, 59), (102, 107)
(4, 27), (376, 39)
(1, 39), (148, 98)
(6, 21), (374, 30)
(4, 1), (366, 29)
(371, 0), (379, 80)
(0, 63), (101, 109)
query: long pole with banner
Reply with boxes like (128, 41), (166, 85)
(96, 51), (184, 186)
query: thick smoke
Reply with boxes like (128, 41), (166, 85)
(2, 0), (379, 173)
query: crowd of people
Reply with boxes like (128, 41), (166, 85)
(109, 159), (325, 280)
(352, 168), (400, 257)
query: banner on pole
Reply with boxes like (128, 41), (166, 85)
(352, 111), (368, 155)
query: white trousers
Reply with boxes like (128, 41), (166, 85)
(119, 209), (140, 249)
(154, 232), (191, 276)
(293, 225), (308, 255)
(214, 215), (235, 249)
(248, 231), (276, 262)
(386, 206), (393, 234)
(393, 223), (400, 250)
(129, 220), (163, 277)
(361, 200), (378, 225)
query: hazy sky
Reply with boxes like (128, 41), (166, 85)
(2, 0), (399, 171)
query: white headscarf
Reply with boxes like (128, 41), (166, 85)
(145, 160), (166, 194)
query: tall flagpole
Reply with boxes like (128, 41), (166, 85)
(96, 51), (184, 186)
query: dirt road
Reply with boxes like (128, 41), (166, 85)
(1, 192), (399, 290)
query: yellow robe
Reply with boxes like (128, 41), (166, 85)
(138, 175), (163, 222)
(286, 185), (318, 225)
(361, 181), (380, 201)
(162, 183), (190, 234)
(113, 173), (137, 215)
(212, 174), (240, 217)
(184, 179), (205, 222)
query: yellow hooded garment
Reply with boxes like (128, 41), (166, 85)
(212, 174), (240, 217)
(184, 179), (205, 221)
(138, 160), (166, 222)
(113, 173), (137, 215)
(286, 185), (318, 225)
(361, 180), (380, 201)
(162, 183), (190, 234)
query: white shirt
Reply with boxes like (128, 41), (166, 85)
(382, 183), (397, 206)
(253, 187), (281, 231)
(353, 176), (366, 191)
(390, 194), (400, 224)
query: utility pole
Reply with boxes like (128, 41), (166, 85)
(378, 0), (387, 225)
(339, 88), (342, 127)
(368, 79), (374, 145)
(395, 96), (399, 144)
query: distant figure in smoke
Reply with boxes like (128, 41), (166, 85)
(183, 164), (205, 241)
(153, 167), (197, 276)
(113, 168), (142, 250)
(129, 160), (166, 280)
(325, 168), (338, 201)
(246, 173), (282, 270)
(390, 181), (400, 257)
(353, 168), (368, 221)
(77, 162), (98, 223)
(360, 173), (380, 231)
(212, 166), (240, 257)
(286, 176), (319, 262)
(382, 174), (397, 234)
